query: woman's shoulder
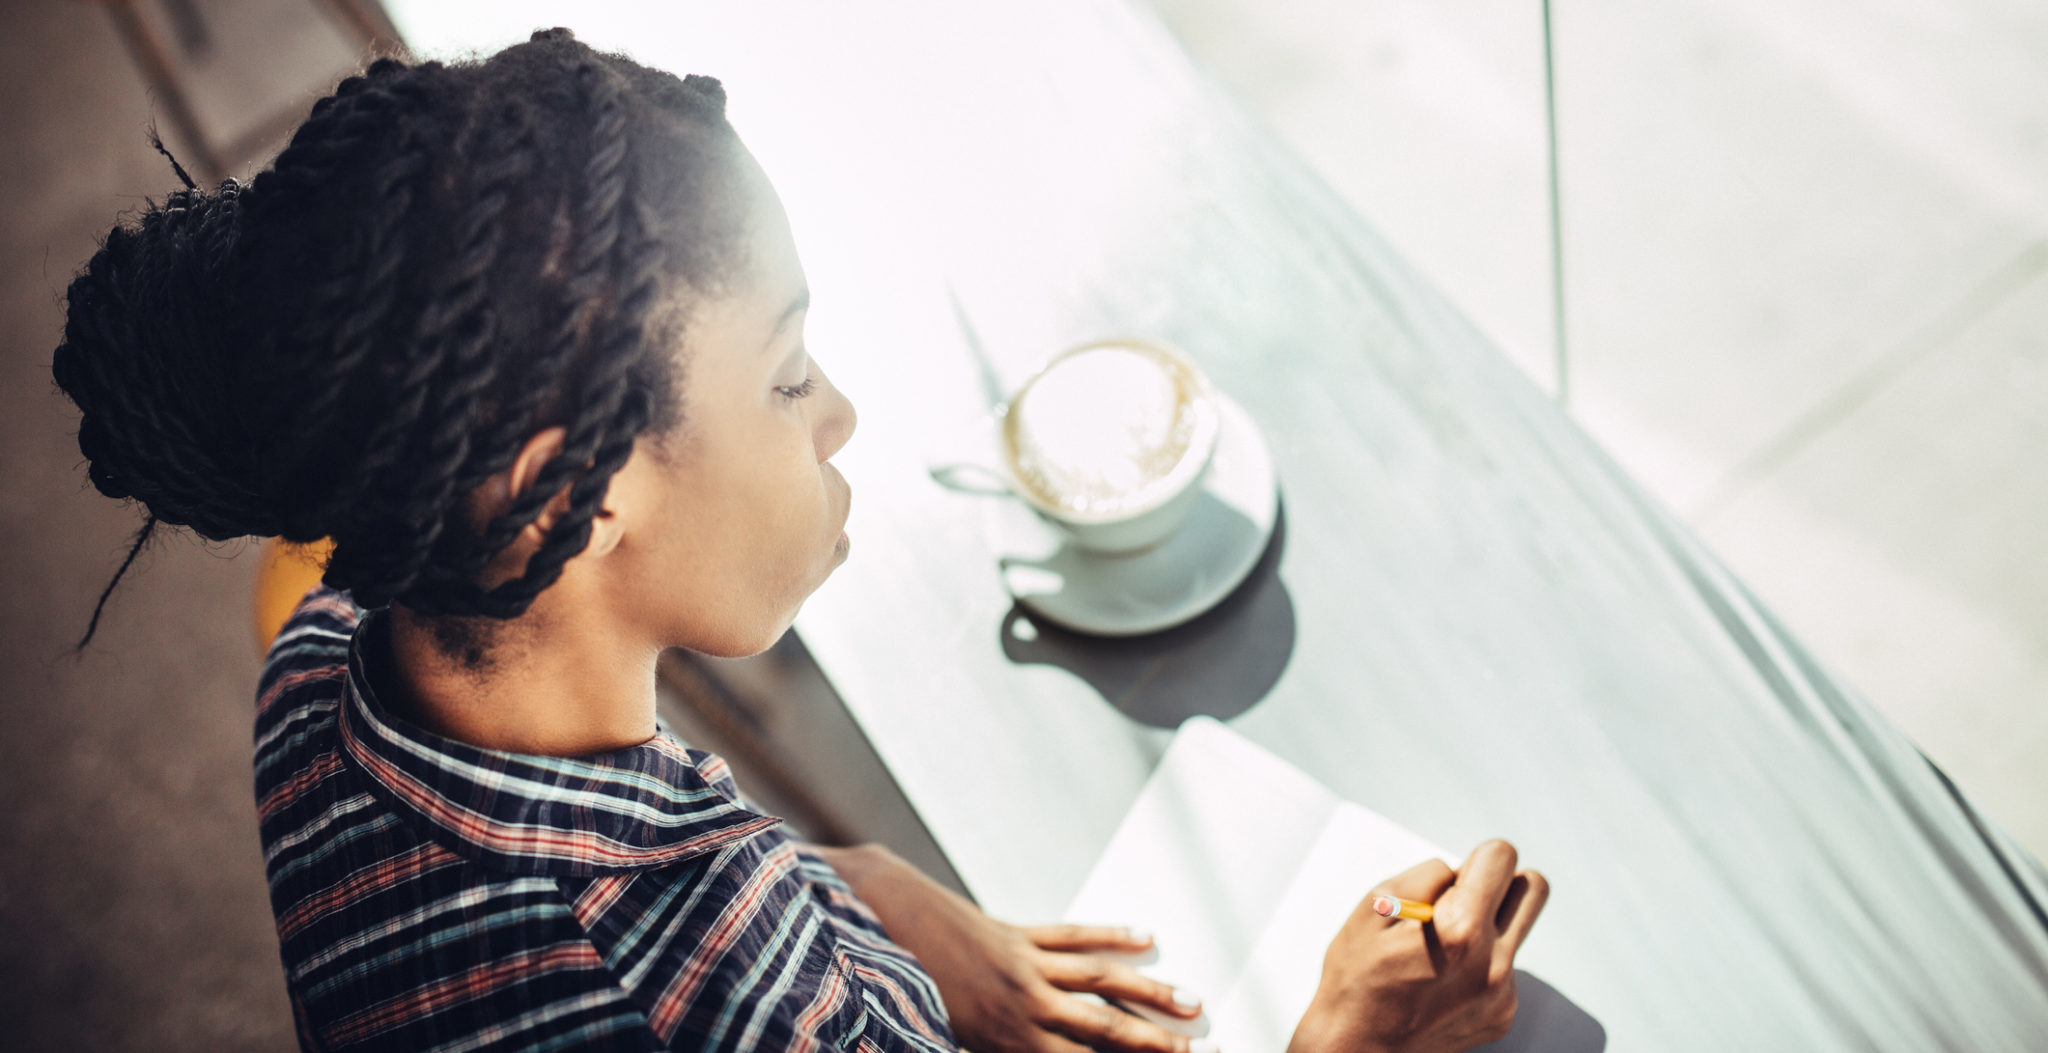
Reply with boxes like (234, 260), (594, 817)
(267, 583), (362, 651)
(252, 585), (360, 803)
(255, 585), (361, 716)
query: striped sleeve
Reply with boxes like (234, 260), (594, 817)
(791, 843), (893, 939)
(562, 834), (955, 1052)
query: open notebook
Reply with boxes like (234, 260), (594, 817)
(1065, 717), (1598, 1052)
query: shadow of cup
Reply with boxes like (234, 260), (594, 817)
(928, 459), (1014, 498)
(998, 503), (1296, 727)
(1474, 970), (1608, 1052)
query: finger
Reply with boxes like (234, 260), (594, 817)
(1038, 951), (1203, 1018)
(1491, 871), (1532, 932)
(1354, 856), (1457, 935)
(1436, 840), (1518, 945)
(1494, 869), (1550, 959)
(1027, 923), (1155, 954)
(1025, 1030), (1095, 1053)
(1048, 997), (1193, 1053)
(1375, 856), (1458, 905)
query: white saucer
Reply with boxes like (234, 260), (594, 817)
(988, 393), (1279, 637)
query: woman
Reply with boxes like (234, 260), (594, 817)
(53, 30), (1545, 1052)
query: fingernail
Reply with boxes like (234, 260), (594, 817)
(1172, 987), (1203, 1011)
(1126, 926), (1153, 945)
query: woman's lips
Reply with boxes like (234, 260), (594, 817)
(828, 465), (852, 550)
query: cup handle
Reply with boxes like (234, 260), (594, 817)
(928, 460), (1015, 496)
(928, 412), (1016, 497)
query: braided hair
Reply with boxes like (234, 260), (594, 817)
(54, 30), (747, 650)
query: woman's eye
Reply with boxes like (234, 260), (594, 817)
(775, 376), (818, 401)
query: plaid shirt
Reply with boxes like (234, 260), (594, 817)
(255, 587), (957, 1051)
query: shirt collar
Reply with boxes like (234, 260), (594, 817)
(337, 609), (781, 876)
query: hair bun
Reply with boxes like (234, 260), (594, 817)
(680, 74), (726, 108)
(59, 35), (744, 632)
(53, 180), (287, 541)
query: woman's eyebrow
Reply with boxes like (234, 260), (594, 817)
(762, 286), (811, 353)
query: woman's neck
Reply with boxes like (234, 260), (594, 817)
(382, 601), (663, 757)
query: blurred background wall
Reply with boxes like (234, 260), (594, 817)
(1, 1), (2042, 1049)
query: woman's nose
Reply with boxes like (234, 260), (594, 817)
(811, 365), (856, 463)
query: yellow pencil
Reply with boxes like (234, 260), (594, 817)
(1371, 894), (1434, 923)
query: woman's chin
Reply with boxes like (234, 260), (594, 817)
(700, 625), (792, 660)
(709, 538), (847, 656)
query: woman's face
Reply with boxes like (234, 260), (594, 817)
(598, 157), (856, 658)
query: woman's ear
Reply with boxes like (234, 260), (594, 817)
(467, 426), (653, 590)
(583, 438), (653, 560)
(508, 427), (568, 501)
(471, 427), (571, 534)
(465, 427), (572, 591)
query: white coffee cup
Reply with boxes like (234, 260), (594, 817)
(932, 339), (1221, 555)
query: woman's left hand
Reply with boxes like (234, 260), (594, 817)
(816, 844), (1207, 1053)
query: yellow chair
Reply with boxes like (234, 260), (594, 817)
(253, 537), (334, 654)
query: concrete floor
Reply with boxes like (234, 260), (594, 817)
(3, 1), (2041, 1050)
(0, 3), (365, 1048)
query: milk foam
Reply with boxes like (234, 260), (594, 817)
(1005, 345), (1205, 517)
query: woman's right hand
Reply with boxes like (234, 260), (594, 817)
(1287, 840), (1549, 1053)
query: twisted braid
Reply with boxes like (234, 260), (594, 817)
(57, 179), (264, 538)
(53, 28), (745, 650)
(436, 53), (640, 607)
(454, 56), (649, 615)
(277, 67), (439, 429)
(332, 95), (539, 610)
(54, 177), (249, 645)
(423, 46), (732, 619)
(244, 60), (444, 542)
(463, 56), (628, 480)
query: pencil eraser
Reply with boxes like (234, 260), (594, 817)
(1371, 895), (1399, 918)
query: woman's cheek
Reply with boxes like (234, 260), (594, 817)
(754, 471), (815, 570)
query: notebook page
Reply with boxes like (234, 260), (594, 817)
(1064, 717), (1342, 1034)
(1209, 801), (1453, 1051)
